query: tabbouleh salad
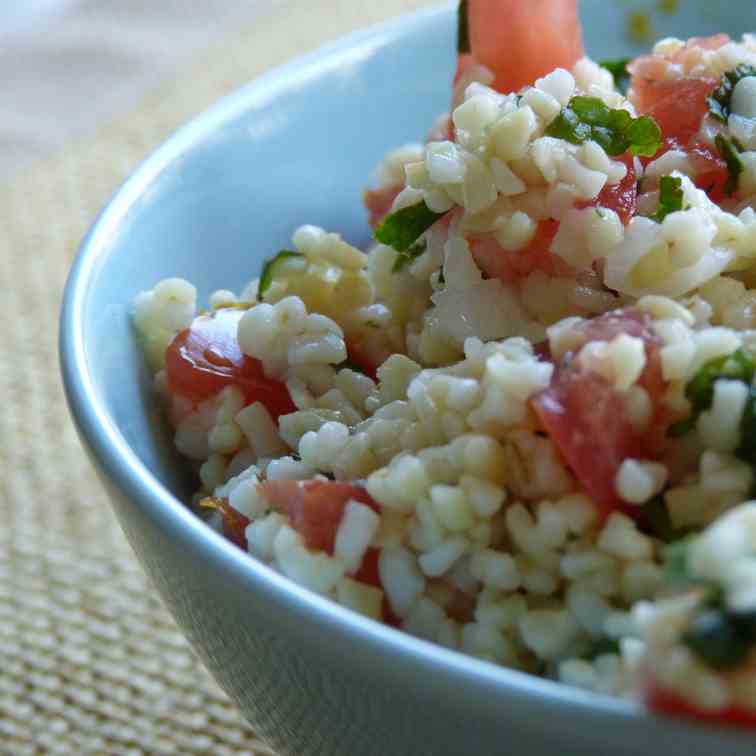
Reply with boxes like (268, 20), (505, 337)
(133, 0), (756, 729)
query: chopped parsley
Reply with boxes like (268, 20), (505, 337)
(715, 134), (744, 197)
(682, 608), (756, 670)
(598, 57), (632, 94)
(374, 201), (445, 253)
(392, 240), (427, 272)
(651, 175), (684, 223)
(257, 249), (303, 302)
(457, 0), (470, 54)
(663, 536), (697, 585)
(686, 348), (755, 418)
(708, 65), (756, 123)
(337, 359), (367, 375)
(638, 495), (692, 543)
(668, 349), (756, 463)
(544, 96), (662, 157)
(737, 390), (756, 461)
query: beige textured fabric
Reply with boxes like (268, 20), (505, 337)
(0, 1), (435, 753)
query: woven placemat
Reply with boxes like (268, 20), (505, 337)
(0, 2), (433, 753)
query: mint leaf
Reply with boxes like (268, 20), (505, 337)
(715, 134), (744, 196)
(257, 250), (303, 302)
(639, 496), (693, 543)
(457, 0), (470, 54)
(374, 201), (445, 253)
(599, 57), (632, 94)
(652, 175), (684, 222)
(392, 240), (427, 272)
(671, 348), (756, 439)
(686, 348), (755, 415)
(708, 65), (756, 123)
(664, 537), (697, 584)
(545, 96), (662, 157)
(736, 387), (756, 462)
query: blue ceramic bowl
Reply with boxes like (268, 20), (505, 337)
(61, 4), (756, 754)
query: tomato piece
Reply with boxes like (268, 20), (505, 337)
(633, 76), (719, 148)
(534, 371), (643, 516)
(629, 37), (727, 149)
(201, 497), (250, 550)
(259, 480), (379, 555)
(689, 141), (730, 202)
(581, 154), (638, 225)
(345, 340), (379, 382)
(531, 308), (665, 517)
(364, 183), (404, 228)
(647, 681), (756, 729)
(165, 308), (296, 419)
(468, 0), (584, 94)
(469, 219), (572, 283)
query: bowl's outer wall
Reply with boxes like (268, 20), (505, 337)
(62, 4), (756, 755)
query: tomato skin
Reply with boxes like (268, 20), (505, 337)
(205, 498), (250, 549)
(629, 35), (727, 149)
(531, 308), (665, 517)
(470, 220), (572, 284)
(580, 155), (638, 225)
(468, 0), (584, 95)
(345, 341), (379, 382)
(646, 681), (756, 729)
(165, 308), (296, 419)
(364, 184), (404, 228)
(259, 480), (379, 556)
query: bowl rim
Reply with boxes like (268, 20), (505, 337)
(58, 2), (748, 743)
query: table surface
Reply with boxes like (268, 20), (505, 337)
(0, 2), (433, 753)
(0, 0), (275, 182)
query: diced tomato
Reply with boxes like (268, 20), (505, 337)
(259, 480), (379, 556)
(646, 681), (756, 729)
(629, 36), (727, 149)
(259, 480), (398, 624)
(165, 308), (296, 419)
(353, 547), (401, 626)
(533, 371), (644, 516)
(689, 141), (730, 202)
(345, 340), (379, 382)
(575, 308), (664, 394)
(201, 497), (250, 549)
(364, 183), (403, 228)
(632, 75), (719, 148)
(531, 308), (666, 517)
(579, 155), (638, 225)
(469, 219), (573, 283)
(468, 0), (584, 95)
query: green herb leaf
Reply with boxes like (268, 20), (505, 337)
(663, 536), (696, 584)
(736, 387), (756, 462)
(374, 201), (445, 253)
(715, 134), (744, 197)
(599, 57), (632, 94)
(686, 348), (755, 416)
(581, 637), (621, 660)
(257, 249), (303, 302)
(545, 96), (662, 157)
(337, 359), (367, 375)
(392, 240), (427, 272)
(667, 418), (694, 438)
(672, 348), (756, 462)
(652, 175), (684, 223)
(708, 65), (756, 123)
(639, 496), (692, 543)
(457, 0), (470, 55)
(682, 609), (756, 670)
